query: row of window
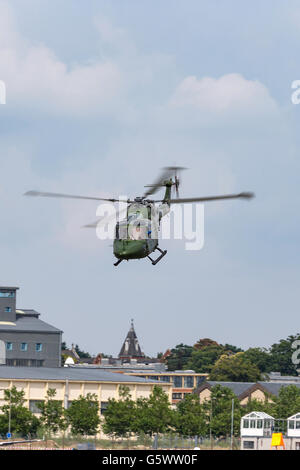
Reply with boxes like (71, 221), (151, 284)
(0, 291), (15, 298)
(29, 400), (108, 415)
(172, 393), (191, 400)
(137, 376), (203, 388)
(6, 359), (44, 367)
(6, 342), (43, 352)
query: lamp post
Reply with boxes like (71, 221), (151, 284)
(0, 387), (12, 438)
(230, 398), (234, 450)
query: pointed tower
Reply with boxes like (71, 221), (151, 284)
(119, 320), (145, 362)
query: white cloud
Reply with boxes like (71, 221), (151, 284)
(169, 73), (278, 116)
(0, 2), (121, 116)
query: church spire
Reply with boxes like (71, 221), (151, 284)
(119, 320), (144, 360)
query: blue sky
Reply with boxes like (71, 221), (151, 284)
(0, 0), (299, 357)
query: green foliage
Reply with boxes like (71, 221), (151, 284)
(74, 344), (91, 359)
(268, 335), (300, 376)
(174, 394), (207, 436)
(166, 344), (193, 371)
(134, 386), (175, 436)
(209, 352), (262, 382)
(243, 348), (273, 374)
(66, 393), (100, 436)
(273, 385), (300, 419)
(102, 386), (136, 438)
(37, 388), (65, 436)
(202, 385), (242, 437)
(186, 345), (226, 373)
(0, 386), (40, 437)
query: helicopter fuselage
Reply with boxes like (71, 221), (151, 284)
(113, 200), (169, 262)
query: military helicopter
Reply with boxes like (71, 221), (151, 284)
(24, 167), (254, 266)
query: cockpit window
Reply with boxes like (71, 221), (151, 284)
(116, 222), (128, 240)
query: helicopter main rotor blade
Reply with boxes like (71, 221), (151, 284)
(155, 192), (255, 204)
(143, 166), (187, 198)
(24, 190), (129, 203)
(82, 207), (128, 228)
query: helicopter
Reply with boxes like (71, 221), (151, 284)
(24, 167), (254, 266)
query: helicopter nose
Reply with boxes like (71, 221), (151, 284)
(114, 240), (147, 259)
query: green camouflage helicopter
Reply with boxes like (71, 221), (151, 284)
(25, 167), (254, 266)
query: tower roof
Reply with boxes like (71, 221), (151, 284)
(119, 320), (144, 359)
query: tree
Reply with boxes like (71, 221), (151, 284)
(134, 386), (174, 436)
(174, 394), (207, 437)
(202, 385), (242, 437)
(74, 344), (91, 359)
(186, 345), (226, 374)
(244, 397), (275, 417)
(209, 352), (262, 382)
(273, 385), (300, 419)
(102, 386), (136, 438)
(269, 335), (300, 376)
(66, 393), (100, 436)
(193, 338), (220, 350)
(0, 387), (40, 437)
(243, 348), (273, 375)
(37, 389), (65, 438)
(166, 344), (193, 371)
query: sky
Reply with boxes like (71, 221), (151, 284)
(0, 0), (300, 357)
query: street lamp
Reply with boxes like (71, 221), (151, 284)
(230, 398), (234, 450)
(0, 387), (12, 439)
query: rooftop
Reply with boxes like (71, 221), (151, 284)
(0, 312), (62, 333)
(0, 366), (170, 384)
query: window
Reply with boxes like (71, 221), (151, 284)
(257, 419), (263, 428)
(20, 343), (28, 352)
(29, 400), (43, 413)
(265, 420), (271, 429)
(36, 343), (42, 352)
(160, 376), (171, 383)
(243, 441), (255, 450)
(250, 420), (256, 428)
(100, 402), (108, 415)
(183, 376), (194, 388)
(296, 421), (300, 430)
(243, 419), (249, 429)
(172, 393), (182, 400)
(173, 376), (182, 388)
(289, 421), (295, 429)
(6, 342), (13, 351)
(0, 291), (15, 298)
(5, 307), (12, 312)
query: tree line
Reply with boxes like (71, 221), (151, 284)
(1, 383), (300, 440)
(165, 334), (300, 381)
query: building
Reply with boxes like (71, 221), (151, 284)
(118, 320), (146, 362)
(240, 411), (300, 450)
(196, 380), (300, 405)
(0, 286), (62, 368)
(126, 371), (207, 404)
(0, 366), (172, 437)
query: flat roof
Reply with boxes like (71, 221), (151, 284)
(0, 366), (171, 385)
(0, 287), (19, 291)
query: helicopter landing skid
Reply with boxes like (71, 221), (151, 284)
(147, 247), (167, 266)
(114, 259), (123, 267)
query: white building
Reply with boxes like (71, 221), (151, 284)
(287, 413), (300, 449)
(241, 412), (275, 449)
(241, 411), (300, 450)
